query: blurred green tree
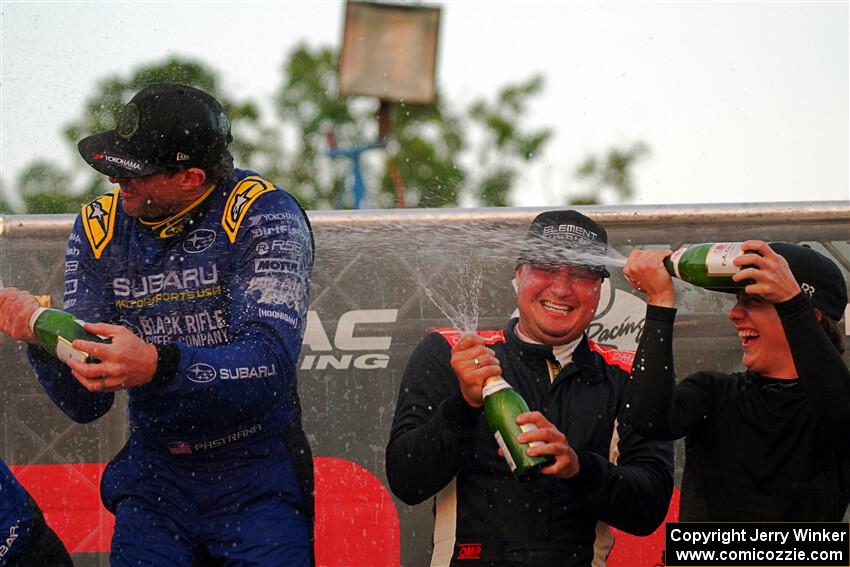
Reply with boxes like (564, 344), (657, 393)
(8, 47), (644, 213)
(276, 44), (468, 208)
(467, 75), (552, 207)
(275, 44), (551, 209)
(17, 161), (88, 213)
(63, 57), (277, 180)
(12, 57), (279, 214)
(274, 44), (365, 208)
(378, 94), (466, 209)
(570, 142), (650, 205)
(0, 183), (15, 214)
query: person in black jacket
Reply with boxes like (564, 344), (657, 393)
(624, 240), (849, 521)
(386, 210), (674, 567)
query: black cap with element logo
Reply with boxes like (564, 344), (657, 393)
(517, 210), (610, 278)
(77, 83), (232, 178)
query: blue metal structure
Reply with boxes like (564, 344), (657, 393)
(326, 140), (387, 209)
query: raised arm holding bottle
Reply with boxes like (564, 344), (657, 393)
(624, 239), (850, 521)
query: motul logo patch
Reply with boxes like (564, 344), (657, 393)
(457, 543), (482, 560)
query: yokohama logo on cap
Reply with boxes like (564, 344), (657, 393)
(92, 153), (142, 171)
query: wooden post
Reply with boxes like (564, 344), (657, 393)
(377, 99), (406, 208)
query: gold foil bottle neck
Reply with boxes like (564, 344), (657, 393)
(34, 295), (53, 308)
(483, 376), (502, 387)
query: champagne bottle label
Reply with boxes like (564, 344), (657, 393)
(493, 431), (517, 472)
(483, 376), (553, 480)
(705, 243), (745, 277)
(55, 336), (92, 365)
(519, 423), (545, 449)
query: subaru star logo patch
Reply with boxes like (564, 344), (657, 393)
(187, 363), (217, 383)
(183, 229), (216, 254)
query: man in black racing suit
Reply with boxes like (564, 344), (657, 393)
(386, 210), (673, 566)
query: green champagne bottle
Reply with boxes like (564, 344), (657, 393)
(663, 242), (754, 292)
(482, 376), (554, 481)
(28, 307), (107, 364)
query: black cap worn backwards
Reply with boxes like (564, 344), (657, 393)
(769, 243), (848, 320)
(517, 210), (610, 278)
(77, 83), (232, 178)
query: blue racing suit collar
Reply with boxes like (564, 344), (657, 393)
(136, 181), (219, 239)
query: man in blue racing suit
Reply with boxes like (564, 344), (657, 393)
(0, 83), (315, 565)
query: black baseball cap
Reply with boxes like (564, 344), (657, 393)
(769, 243), (847, 320)
(517, 210), (610, 278)
(77, 83), (232, 178)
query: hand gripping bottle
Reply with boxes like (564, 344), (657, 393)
(29, 306), (107, 364)
(482, 376), (554, 481)
(663, 242), (755, 292)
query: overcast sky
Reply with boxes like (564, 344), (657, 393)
(1, 0), (847, 208)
